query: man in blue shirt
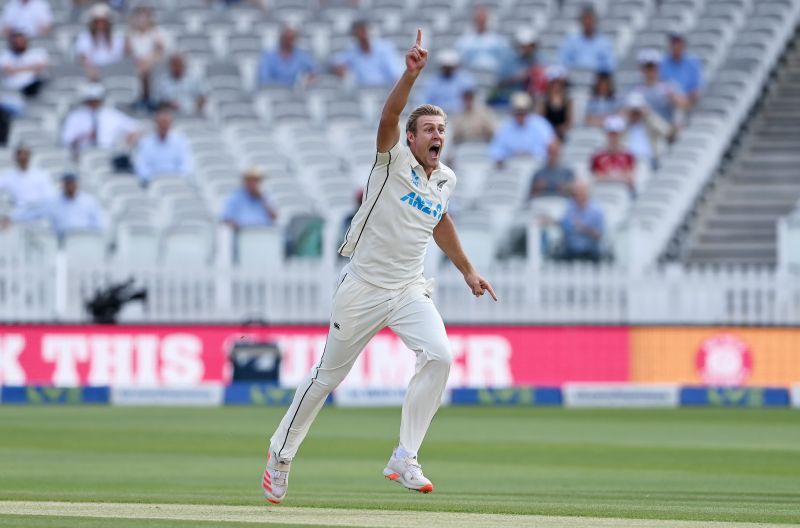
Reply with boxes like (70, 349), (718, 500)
(558, 180), (604, 262)
(660, 32), (702, 108)
(220, 166), (278, 229)
(422, 49), (475, 114)
(559, 5), (615, 72)
(48, 172), (105, 239)
(257, 24), (317, 88)
(489, 92), (557, 167)
(455, 6), (513, 79)
(333, 20), (402, 87)
(134, 105), (194, 186)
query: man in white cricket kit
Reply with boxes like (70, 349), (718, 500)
(262, 30), (497, 503)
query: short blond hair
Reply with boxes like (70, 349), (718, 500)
(406, 104), (447, 143)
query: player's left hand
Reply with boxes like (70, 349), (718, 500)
(463, 271), (498, 301)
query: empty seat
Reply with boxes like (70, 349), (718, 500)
(63, 231), (106, 266)
(236, 226), (283, 271)
(160, 225), (213, 267)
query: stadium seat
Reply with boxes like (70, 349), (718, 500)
(236, 226), (283, 271)
(63, 232), (107, 266)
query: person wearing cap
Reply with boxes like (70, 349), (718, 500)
(46, 173), (105, 239)
(220, 166), (278, 230)
(153, 53), (208, 117)
(450, 87), (496, 145)
(62, 82), (140, 158)
(557, 180), (605, 262)
(74, 3), (125, 79)
(559, 4), (615, 72)
(258, 23), (317, 88)
(0, 30), (48, 98)
(456, 6), (512, 79)
(125, 4), (167, 109)
(333, 19), (402, 87)
(1, 0), (52, 38)
(421, 50), (475, 114)
(134, 104), (193, 186)
(591, 115), (636, 194)
(0, 143), (55, 225)
(623, 91), (670, 169)
(537, 65), (573, 141)
(660, 31), (702, 108)
(489, 91), (557, 168)
(493, 28), (546, 104)
(630, 48), (687, 135)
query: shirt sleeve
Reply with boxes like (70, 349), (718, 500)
(220, 192), (238, 221)
(74, 32), (90, 57)
(376, 129), (405, 165)
(689, 58), (702, 92)
(61, 111), (82, 146)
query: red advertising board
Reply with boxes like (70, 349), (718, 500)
(0, 325), (629, 388)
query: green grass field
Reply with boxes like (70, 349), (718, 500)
(0, 406), (798, 527)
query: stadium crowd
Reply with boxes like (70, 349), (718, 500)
(0, 0), (705, 265)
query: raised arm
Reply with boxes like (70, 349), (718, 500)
(433, 213), (498, 301)
(376, 29), (428, 153)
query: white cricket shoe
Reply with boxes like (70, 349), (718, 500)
(262, 452), (291, 504)
(383, 450), (434, 493)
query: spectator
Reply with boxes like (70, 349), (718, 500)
(47, 172), (105, 238)
(333, 19), (401, 87)
(62, 82), (140, 162)
(220, 166), (278, 229)
(660, 31), (702, 108)
(0, 143), (55, 224)
(1, 0), (52, 38)
(489, 92), (556, 168)
(456, 6), (512, 78)
(559, 4), (615, 72)
(451, 87), (496, 145)
(422, 50), (475, 114)
(585, 71), (619, 127)
(258, 23), (317, 88)
(558, 180), (604, 262)
(537, 65), (573, 141)
(623, 91), (670, 169)
(0, 30), (48, 98)
(125, 4), (167, 109)
(74, 3), (125, 79)
(498, 28), (546, 99)
(529, 142), (574, 199)
(134, 105), (193, 186)
(591, 115), (636, 194)
(630, 48), (687, 137)
(154, 53), (207, 116)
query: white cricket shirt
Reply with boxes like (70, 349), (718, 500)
(339, 138), (457, 289)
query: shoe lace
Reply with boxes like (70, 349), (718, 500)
(404, 457), (424, 480)
(271, 468), (289, 488)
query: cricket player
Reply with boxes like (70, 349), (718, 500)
(262, 29), (497, 504)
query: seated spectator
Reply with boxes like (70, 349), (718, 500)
(62, 82), (140, 163)
(2, 0), (52, 38)
(489, 92), (556, 168)
(134, 105), (193, 186)
(585, 71), (619, 127)
(154, 53), (207, 117)
(451, 87), (496, 145)
(75, 3), (125, 79)
(537, 65), (573, 141)
(220, 166), (278, 230)
(333, 19), (401, 87)
(125, 4), (167, 109)
(422, 50), (475, 114)
(491, 29), (545, 106)
(456, 6), (512, 79)
(0, 30), (48, 98)
(660, 31), (703, 108)
(623, 92), (670, 169)
(630, 48), (687, 138)
(258, 23), (317, 88)
(47, 172), (105, 239)
(591, 115), (636, 194)
(0, 143), (55, 224)
(559, 4), (615, 72)
(529, 142), (574, 199)
(557, 180), (604, 262)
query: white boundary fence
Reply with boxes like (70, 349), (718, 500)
(2, 251), (798, 325)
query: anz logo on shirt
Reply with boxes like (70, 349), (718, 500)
(400, 191), (443, 219)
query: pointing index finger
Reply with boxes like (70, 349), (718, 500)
(485, 282), (498, 302)
(416, 28), (422, 47)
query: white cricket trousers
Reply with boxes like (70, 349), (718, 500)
(269, 265), (452, 461)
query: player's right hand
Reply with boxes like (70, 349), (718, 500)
(405, 28), (428, 75)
